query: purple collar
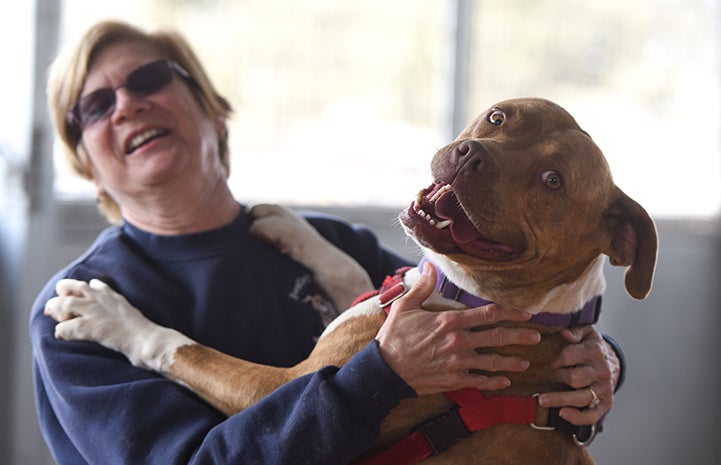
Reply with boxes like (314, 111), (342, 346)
(421, 258), (601, 327)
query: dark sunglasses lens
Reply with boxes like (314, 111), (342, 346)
(126, 61), (173, 97)
(75, 61), (174, 126)
(77, 89), (117, 125)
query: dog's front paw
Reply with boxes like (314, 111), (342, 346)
(248, 203), (373, 310)
(248, 203), (323, 258)
(45, 279), (152, 351)
(44, 279), (194, 372)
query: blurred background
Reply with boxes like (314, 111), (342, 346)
(1, 0), (719, 463)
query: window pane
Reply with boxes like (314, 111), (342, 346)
(54, 0), (450, 208)
(54, 0), (720, 217)
(467, 0), (720, 218)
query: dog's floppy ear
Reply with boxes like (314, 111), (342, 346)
(603, 188), (658, 300)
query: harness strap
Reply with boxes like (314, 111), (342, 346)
(357, 390), (541, 465)
(356, 431), (434, 465)
(445, 389), (537, 431)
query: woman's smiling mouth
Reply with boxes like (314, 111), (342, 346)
(125, 128), (170, 154)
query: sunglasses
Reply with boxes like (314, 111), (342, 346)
(67, 59), (193, 130)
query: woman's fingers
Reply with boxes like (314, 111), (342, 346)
(537, 326), (618, 426)
(376, 264), (540, 395)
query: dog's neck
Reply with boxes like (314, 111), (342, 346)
(421, 253), (607, 315)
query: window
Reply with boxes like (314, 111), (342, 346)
(466, 0), (721, 218)
(54, 0), (720, 217)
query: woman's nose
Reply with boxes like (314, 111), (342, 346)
(111, 88), (150, 123)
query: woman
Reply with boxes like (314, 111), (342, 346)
(31, 20), (622, 464)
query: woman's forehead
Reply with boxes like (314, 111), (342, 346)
(84, 40), (165, 89)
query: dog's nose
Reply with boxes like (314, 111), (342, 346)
(432, 139), (492, 183)
(455, 140), (488, 174)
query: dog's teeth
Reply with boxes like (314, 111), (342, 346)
(428, 184), (451, 203)
(412, 199), (451, 229)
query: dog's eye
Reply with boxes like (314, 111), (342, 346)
(541, 170), (562, 190)
(488, 110), (506, 126)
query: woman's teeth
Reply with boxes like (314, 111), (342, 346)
(127, 129), (164, 153)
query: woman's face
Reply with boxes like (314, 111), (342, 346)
(77, 39), (225, 205)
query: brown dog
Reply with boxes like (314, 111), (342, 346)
(45, 98), (657, 464)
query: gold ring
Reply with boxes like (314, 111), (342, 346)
(587, 387), (601, 409)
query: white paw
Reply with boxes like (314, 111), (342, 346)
(248, 203), (323, 257)
(44, 279), (192, 372)
(249, 203), (373, 310)
(45, 279), (145, 342)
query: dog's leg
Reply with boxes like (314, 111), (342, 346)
(168, 304), (386, 415)
(249, 203), (374, 310)
(45, 279), (384, 416)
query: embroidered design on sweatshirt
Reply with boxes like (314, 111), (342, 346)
(288, 273), (339, 327)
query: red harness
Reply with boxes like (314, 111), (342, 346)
(353, 265), (599, 465)
(358, 389), (541, 465)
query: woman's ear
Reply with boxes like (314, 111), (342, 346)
(214, 115), (227, 138)
(75, 142), (96, 180)
(80, 143), (103, 199)
(91, 178), (105, 202)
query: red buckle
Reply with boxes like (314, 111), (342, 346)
(379, 281), (406, 308)
(378, 267), (413, 311)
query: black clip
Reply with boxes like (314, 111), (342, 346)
(414, 406), (471, 455)
(548, 407), (598, 447)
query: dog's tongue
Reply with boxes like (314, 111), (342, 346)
(435, 191), (482, 244)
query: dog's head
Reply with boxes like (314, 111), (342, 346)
(400, 98), (657, 307)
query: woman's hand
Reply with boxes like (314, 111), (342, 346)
(537, 326), (620, 425)
(375, 263), (541, 396)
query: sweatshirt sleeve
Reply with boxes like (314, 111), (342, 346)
(32, 290), (414, 465)
(192, 341), (416, 464)
(602, 334), (626, 393)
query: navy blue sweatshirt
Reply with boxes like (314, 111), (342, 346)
(30, 207), (415, 464)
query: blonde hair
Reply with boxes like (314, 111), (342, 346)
(47, 20), (233, 223)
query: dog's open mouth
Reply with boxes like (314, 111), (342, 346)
(404, 183), (515, 261)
